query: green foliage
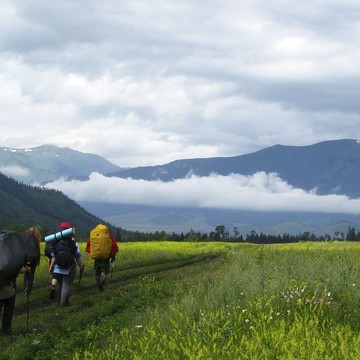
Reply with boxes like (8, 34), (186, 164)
(77, 242), (360, 359)
(3, 241), (360, 359)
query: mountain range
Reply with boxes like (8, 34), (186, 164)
(107, 139), (360, 199)
(1, 139), (360, 235)
(0, 144), (122, 184)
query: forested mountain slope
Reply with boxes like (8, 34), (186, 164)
(0, 172), (113, 236)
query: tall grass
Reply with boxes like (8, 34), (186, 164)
(76, 242), (360, 359)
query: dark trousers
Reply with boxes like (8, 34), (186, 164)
(94, 259), (110, 286)
(0, 295), (16, 334)
(23, 268), (36, 294)
(53, 266), (76, 306)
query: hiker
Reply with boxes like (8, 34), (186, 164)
(47, 241), (58, 299)
(48, 225), (84, 305)
(86, 224), (119, 291)
(0, 265), (31, 335)
(23, 226), (41, 294)
(48, 222), (74, 300)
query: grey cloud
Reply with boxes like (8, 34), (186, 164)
(1, 0), (360, 167)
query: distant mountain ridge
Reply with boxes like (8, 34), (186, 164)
(1, 139), (360, 235)
(110, 139), (360, 198)
(2, 140), (360, 199)
(0, 144), (122, 184)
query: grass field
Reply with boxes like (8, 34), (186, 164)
(1, 241), (360, 359)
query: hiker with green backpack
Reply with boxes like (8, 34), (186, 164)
(86, 224), (119, 291)
(0, 264), (32, 335)
(0, 229), (40, 334)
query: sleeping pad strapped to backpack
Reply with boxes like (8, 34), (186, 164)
(89, 224), (112, 260)
(54, 238), (77, 268)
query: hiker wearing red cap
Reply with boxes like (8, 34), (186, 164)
(58, 222), (72, 228)
(48, 222), (84, 305)
(48, 222), (80, 301)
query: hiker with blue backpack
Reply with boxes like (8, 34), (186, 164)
(47, 222), (72, 300)
(47, 223), (84, 306)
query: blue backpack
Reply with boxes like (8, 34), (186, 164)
(54, 238), (77, 268)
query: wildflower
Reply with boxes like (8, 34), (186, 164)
(32, 340), (40, 345)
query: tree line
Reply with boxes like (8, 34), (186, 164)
(5, 222), (360, 245)
(123, 225), (360, 244)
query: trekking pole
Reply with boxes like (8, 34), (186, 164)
(109, 259), (115, 288)
(25, 265), (31, 333)
(26, 290), (30, 332)
(111, 260), (115, 281)
(79, 264), (84, 285)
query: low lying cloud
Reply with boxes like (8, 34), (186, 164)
(46, 171), (360, 214)
(0, 165), (29, 177)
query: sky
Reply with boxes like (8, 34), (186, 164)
(2, 1), (360, 216)
(1, 0), (360, 168)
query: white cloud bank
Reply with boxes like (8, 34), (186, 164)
(0, 165), (29, 177)
(46, 172), (360, 214)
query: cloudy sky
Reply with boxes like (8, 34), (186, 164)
(2, 1), (360, 217)
(1, 0), (360, 168)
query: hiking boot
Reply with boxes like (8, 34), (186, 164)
(49, 286), (56, 300)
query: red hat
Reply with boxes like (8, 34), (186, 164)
(58, 222), (73, 228)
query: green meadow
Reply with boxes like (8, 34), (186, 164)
(1, 241), (360, 359)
